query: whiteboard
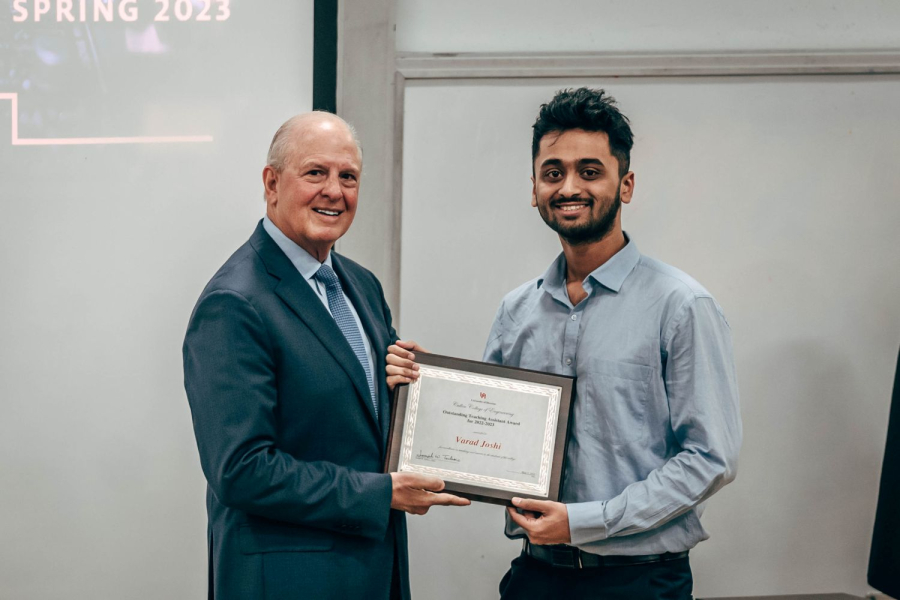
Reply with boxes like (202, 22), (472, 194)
(0, 2), (314, 598)
(400, 76), (900, 598)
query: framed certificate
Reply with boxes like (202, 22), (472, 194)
(384, 353), (574, 505)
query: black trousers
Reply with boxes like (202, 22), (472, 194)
(499, 552), (693, 600)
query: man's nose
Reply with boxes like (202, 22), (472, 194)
(558, 173), (582, 198)
(321, 173), (343, 200)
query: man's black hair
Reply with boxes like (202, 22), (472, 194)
(531, 88), (634, 177)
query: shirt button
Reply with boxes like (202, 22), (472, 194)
(571, 314), (577, 321)
(565, 358), (572, 366)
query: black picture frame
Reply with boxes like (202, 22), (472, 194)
(384, 352), (575, 506)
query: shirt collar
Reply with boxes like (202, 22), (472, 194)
(588, 233), (640, 293)
(536, 253), (569, 304)
(537, 233), (640, 300)
(262, 215), (332, 281)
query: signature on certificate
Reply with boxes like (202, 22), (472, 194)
(415, 451), (461, 463)
(507, 470), (537, 480)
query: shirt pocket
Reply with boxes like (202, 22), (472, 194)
(581, 359), (652, 446)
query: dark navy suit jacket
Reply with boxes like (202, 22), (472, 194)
(183, 221), (408, 600)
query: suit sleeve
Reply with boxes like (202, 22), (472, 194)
(183, 289), (393, 540)
(376, 275), (399, 346)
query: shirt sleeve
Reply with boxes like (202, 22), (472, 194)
(567, 295), (742, 544)
(482, 302), (505, 364)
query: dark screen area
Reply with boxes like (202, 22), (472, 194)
(868, 346), (900, 597)
(313, 0), (337, 113)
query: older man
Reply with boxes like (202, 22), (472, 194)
(184, 112), (468, 600)
(388, 88), (741, 599)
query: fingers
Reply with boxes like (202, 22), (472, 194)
(386, 344), (420, 387)
(393, 471), (444, 492)
(387, 376), (416, 391)
(387, 375), (411, 392)
(386, 358), (419, 391)
(395, 339), (427, 353)
(506, 505), (540, 521)
(429, 492), (471, 507)
(386, 354), (416, 368)
(415, 473), (445, 492)
(386, 361), (419, 379)
(507, 500), (571, 545)
(387, 344), (417, 362)
(405, 490), (469, 515)
(390, 472), (470, 514)
(507, 506), (533, 529)
(411, 490), (470, 514)
(511, 497), (550, 513)
(388, 340), (425, 362)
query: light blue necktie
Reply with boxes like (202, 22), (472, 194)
(314, 264), (377, 414)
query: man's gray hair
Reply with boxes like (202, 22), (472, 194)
(265, 111), (363, 173)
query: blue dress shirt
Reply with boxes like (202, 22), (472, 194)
(262, 216), (375, 384)
(483, 235), (742, 556)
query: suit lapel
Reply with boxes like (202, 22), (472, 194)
(249, 223), (379, 433)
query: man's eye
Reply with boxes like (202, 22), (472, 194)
(307, 169), (324, 177)
(545, 170), (561, 179)
(582, 169), (600, 178)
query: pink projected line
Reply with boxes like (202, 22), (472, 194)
(0, 93), (214, 145)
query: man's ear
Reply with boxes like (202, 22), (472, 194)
(262, 166), (279, 205)
(531, 175), (537, 208)
(619, 171), (635, 205)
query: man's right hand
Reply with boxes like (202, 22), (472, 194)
(390, 472), (470, 515)
(386, 340), (426, 391)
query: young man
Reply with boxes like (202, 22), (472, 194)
(388, 88), (742, 599)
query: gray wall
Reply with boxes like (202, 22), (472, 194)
(0, 3), (314, 598)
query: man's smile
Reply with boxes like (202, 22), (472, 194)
(313, 208), (343, 217)
(551, 200), (592, 216)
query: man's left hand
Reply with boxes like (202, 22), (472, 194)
(386, 340), (425, 391)
(506, 497), (571, 545)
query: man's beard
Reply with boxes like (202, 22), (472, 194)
(538, 189), (621, 246)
